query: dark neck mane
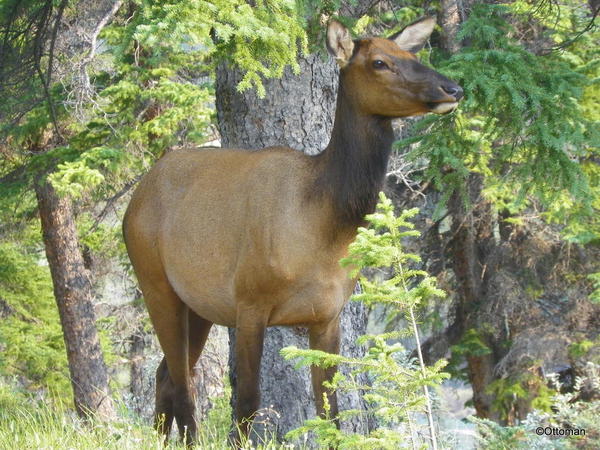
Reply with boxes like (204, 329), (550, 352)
(311, 79), (394, 228)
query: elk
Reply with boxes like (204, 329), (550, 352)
(123, 17), (462, 445)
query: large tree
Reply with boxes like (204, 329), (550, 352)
(35, 177), (114, 418)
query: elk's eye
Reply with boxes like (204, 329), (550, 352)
(372, 60), (388, 70)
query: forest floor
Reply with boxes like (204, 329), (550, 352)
(0, 381), (244, 450)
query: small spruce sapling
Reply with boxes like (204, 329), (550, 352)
(281, 192), (448, 449)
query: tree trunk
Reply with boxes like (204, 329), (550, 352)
(447, 176), (501, 421)
(129, 322), (149, 417)
(216, 55), (372, 441)
(439, 0), (461, 53)
(35, 178), (114, 420)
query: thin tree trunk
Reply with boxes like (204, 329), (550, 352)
(447, 175), (502, 422)
(216, 55), (372, 442)
(439, 0), (462, 53)
(129, 324), (148, 417)
(35, 178), (114, 420)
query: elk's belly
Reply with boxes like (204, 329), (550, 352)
(265, 275), (355, 326)
(163, 248), (353, 328)
(161, 251), (239, 327)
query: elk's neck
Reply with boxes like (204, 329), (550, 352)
(312, 82), (394, 229)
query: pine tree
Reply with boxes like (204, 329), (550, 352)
(282, 193), (448, 449)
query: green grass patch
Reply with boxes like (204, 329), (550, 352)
(0, 380), (291, 449)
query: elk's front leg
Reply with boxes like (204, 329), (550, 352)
(234, 305), (267, 441)
(309, 319), (341, 425)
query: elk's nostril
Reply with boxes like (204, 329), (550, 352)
(441, 85), (463, 100)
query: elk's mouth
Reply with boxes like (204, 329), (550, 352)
(427, 101), (458, 114)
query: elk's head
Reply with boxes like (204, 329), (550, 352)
(327, 18), (463, 117)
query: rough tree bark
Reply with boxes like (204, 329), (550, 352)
(129, 318), (152, 417)
(446, 175), (502, 421)
(215, 55), (372, 441)
(35, 178), (114, 419)
(439, 0), (462, 53)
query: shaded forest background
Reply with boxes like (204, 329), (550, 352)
(0, 0), (599, 448)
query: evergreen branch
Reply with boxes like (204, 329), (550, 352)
(35, 0), (68, 143)
(542, 7), (599, 54)
(89, 174), (142, 233)
(77, 1), (124, 104)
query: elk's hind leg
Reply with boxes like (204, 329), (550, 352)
(187, 310), (214, 374)
(154, 309), (213, 443)
(154, 357), (174, 437)
(143, 280), (202, 445)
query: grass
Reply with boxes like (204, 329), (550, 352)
(0, 381), (289, 449)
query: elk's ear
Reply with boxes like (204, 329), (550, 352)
(390, 16), (436, 53)
(326, 20), (354, 67)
